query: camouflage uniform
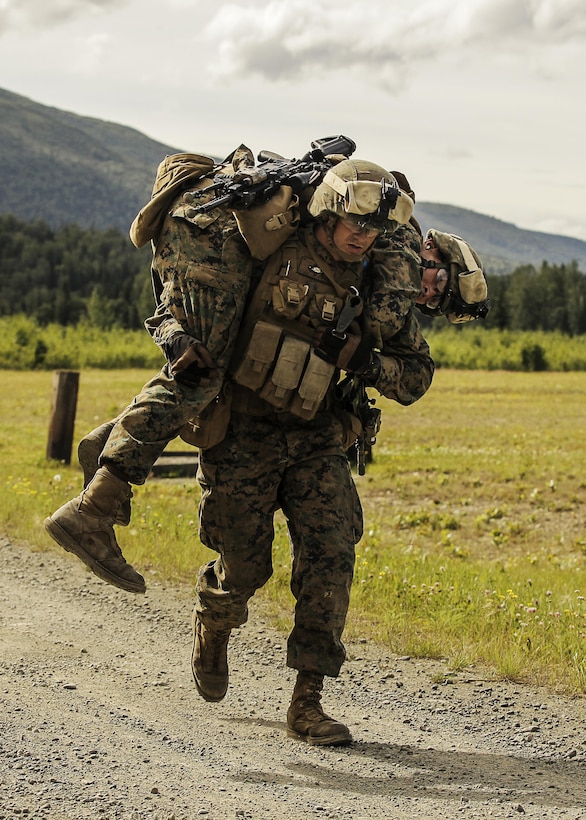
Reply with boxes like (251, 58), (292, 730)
(196, 408), (360, 676)
(44, 152), (434, 656)
(99, 189), (253, 485)
(99, 216), (423, 488)
(194, 222), (433, 677)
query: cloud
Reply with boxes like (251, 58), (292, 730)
(203, 0), (586, 84)
(74, 31), (112, 74)
(0, 0), (123, 34)
(453, 0), (586, 43)
(204, 1), (414, 84)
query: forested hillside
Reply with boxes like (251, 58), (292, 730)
(1, 215), (585, 335)
(0, 215), (153, 328)
(2, 86), (586, 274)
(0, 87), (178, 232)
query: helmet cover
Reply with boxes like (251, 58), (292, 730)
(420, 229), (490, 323)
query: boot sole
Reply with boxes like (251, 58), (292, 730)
(191, 674), (227, 703)
(43, 516), (146, 594)
(286, 727), (353, 746)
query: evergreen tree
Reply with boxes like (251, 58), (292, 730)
(1, 214), (585, 335)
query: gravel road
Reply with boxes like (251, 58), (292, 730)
(1, 536), (585, 820)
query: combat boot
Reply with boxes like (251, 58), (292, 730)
(191, 613), (231, 702)
(286, 671), (352, 746)
(77, 422), (132, 526)
(44, 467), (145, 594)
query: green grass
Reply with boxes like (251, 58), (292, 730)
(3, 315), (586, 372)
(1, 368), (585, 693)
(425, 325), (586, 370)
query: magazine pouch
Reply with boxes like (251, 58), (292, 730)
(232, 321), (283, 391)
(289, 351), (336, 420)
(259, 337), (310, 409)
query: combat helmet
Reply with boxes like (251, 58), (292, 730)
(419, 229), (490, 323)
(307, 159), (414, 234)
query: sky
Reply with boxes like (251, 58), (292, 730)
(1, 0), (585, 240)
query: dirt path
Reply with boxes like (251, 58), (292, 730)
(1, 536), (585, 820)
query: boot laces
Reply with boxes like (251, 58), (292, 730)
(298, 698), (327, 722)
(294, 679), (329, 722)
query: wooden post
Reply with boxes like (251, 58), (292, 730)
(46, 370), (80, 464)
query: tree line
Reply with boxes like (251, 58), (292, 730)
(1, 214), (585, 335)
(480, 261), (586, 335)
(0, 214), (153, 329)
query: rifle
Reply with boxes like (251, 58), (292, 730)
(336, 374), (382, 476)
(183, 135), (356, 215)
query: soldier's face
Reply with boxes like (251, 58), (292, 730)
(331, 219), (378, 258)
(418, 240), (448, 306)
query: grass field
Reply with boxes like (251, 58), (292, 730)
(1, 368), (585, 693)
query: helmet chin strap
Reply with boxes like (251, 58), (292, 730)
(420, 259), (448, 270)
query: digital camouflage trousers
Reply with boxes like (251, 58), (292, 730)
(99, 366), (211, 484)
(194, 408), (364, 678)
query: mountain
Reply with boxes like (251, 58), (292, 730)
(1, 87), (585, 274)
(0, 87), (178, 232)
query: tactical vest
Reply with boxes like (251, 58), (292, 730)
(230, 232), (363, 420)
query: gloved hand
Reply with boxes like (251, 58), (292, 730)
(164, 334), (219, 387)
(314, 329), (374, 374)
(346, 335), (376, 374)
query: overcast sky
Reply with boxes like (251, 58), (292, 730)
(1, 0), (585, 240)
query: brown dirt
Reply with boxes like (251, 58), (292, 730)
(1, 536), (585, 820)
